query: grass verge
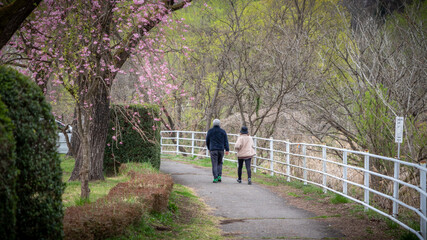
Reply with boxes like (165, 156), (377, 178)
(61, 154), (129, 208)
(61, 154), (159, 208)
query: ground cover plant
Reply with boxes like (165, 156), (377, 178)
(162, 154), (419, 240)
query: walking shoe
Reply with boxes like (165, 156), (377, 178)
(237, 179), (242, 183)
(213, 178), (218, 183)
(248, 178), (252, 185)
(218, 176), (222, 182)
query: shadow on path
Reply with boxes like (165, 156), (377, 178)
(160, 160), (344, 240)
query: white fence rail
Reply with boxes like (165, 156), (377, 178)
(161, 130), (427, 239)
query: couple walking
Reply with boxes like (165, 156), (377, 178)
(206, 119), (256, 184)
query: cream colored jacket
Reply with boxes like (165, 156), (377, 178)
(234, 134), (256, 159)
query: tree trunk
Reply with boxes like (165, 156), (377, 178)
(0, 0), (42, 50)
(72, 103), (91, 198)
(236, 89), (247, 127)
(205, 73), (223, 131)
(68, 112), (80, 157)
(60, 127), (72, 153)
(80, 131), (90, 199)
(69, 85), (110, 181)
(88, 85), (110, 180)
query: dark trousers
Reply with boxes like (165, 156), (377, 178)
(238, 158), (252, 180)
(210, 150), (224, 179)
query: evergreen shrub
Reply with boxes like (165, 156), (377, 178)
(0, 96), (17, 239)
(0, 66), (64, 239)
(104, 104), (161, 174)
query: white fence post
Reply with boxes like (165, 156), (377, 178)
(176, 131), (180, 154)
(286, 140), (290, 182)
(393, 161), (400, 217)
(253, 136), (257, 173)
(303, 144), (307, 185)
(270, 137), (274, 176)
(322, 145), (327, 193)
(343, 151), (348, 195)
(191, 132), (195, 156)
(205, 133), (209, 158)
(420, 161), (426, 239)
(364, 151), (370, 211)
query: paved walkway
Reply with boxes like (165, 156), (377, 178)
(160, 160), (343, 240)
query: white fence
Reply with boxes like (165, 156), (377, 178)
(161, 130), (427, 239)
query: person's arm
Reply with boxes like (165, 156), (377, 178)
(224, 131), (230, 153)
(234, 136), (242, 151)
(206, 131), (210, 151)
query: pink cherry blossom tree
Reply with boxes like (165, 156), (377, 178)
(6, 0), (191, 199)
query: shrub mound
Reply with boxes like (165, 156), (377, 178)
(108, 171), (173, 213)
(0, 66), (64, 239)
(63, 167), (173, 240)
(104, 104), (161, 174)
(64, 202), (143, 240)
(0, 97), (16, 239)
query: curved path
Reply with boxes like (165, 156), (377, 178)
(160, 159), (343, 240)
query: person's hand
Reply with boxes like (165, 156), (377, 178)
(225, 151), (229, 155)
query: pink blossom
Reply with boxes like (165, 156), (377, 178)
(7, 0), (183, 149)
(133, 0), (145, 4)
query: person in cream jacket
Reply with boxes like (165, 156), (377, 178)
(234, 126), (256, 185)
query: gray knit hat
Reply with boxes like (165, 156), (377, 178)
(213, 119), (220, 126)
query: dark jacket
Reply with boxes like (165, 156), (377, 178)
(206, 126), (229, 151)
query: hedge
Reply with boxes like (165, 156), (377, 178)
(0, 66), (64, 240)
(0, 96), (17, 240)
(104, 104), (161, 174)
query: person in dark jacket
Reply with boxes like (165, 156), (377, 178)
(206, 119), (229, 183)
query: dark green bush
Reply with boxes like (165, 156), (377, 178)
(104, 104), (160, 174)
(0, 96), (17, 240)
(0, 66), (64, 240)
